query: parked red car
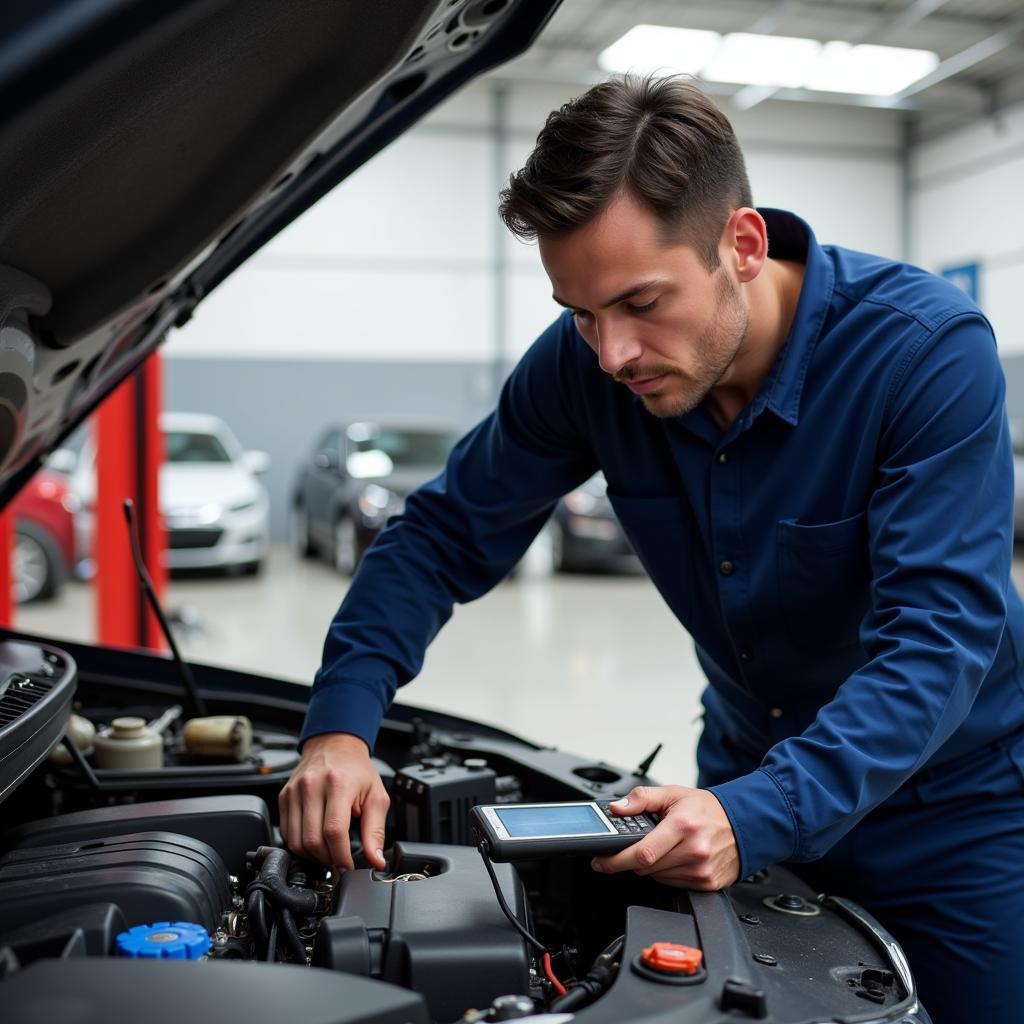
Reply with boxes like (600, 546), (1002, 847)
(7, 469), (76, 603)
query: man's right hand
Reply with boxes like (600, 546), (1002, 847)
(278, 732), (390, 871)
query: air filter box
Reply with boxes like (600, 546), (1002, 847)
(0, 831), (230, 935)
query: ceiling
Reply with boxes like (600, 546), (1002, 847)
(491, 0), (1024, 139)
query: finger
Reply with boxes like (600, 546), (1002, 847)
(322, 783), (355, 870)
(297, 773), (331, 865)
(608, 784), (683, 817)
(359, 786), (389, 870)
(277, 785), (292, 845)
(593, 817), (683, 875)
(281, 784), (304, 858)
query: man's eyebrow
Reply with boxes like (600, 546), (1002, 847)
(552, 280), (669, 311)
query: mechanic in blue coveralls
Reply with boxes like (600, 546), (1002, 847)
(280, 76), (1024, 1022)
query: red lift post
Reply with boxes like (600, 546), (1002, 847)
(0, 509), (13, 626)
(95, 353), (166, 651)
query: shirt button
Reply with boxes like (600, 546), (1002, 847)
(739, 648), (753, 662)
(717, 451), (729, 464)
(769, 707), (783, 719)
(719, 560), (735, 576)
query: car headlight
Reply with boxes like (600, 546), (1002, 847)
(358, 484), (403, 521)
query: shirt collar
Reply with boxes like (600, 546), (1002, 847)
(755, 208), (835, 427)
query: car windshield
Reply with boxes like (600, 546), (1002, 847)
(165, 431), (233, 464)
(347, 427), (456, 470)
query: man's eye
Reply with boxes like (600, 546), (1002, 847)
(629, 299), (658, 314)
(572, 309), (592, 323)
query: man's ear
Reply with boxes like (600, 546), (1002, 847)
(721, 208), (768, 283)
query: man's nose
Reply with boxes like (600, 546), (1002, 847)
(596, 323), (643, 376)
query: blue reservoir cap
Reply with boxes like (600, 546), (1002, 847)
(116, 922), (211, 960)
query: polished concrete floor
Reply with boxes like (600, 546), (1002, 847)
(15, 545), (706, 786)
(18, 549), (1024, 790)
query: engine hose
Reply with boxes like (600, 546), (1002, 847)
(279, 908), (308, 964)
(246, 889), (270, 957)
(264, 920), (279, 963)
(548, 963), (616, 1013)
(247, 847), (322, 915)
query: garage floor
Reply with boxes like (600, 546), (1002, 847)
(18, 552), (1024, 790)
(15, 546), (706, 786)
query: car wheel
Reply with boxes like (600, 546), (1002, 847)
(242, 559), (263, 576)
(334, 517), (358, 575)
(291, 502), (315, 558)
(14, 522), (63, 603)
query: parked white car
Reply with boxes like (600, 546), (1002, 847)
(57, 412), (271, 575)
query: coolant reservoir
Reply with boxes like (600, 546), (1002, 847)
(93, 716), (163, 770)
(182, 715), (253, 760)
(48, 713), (97, 765)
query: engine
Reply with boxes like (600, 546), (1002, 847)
(0, 636), (924, 1024)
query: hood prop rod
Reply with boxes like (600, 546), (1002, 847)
(123, 498), (207, 718)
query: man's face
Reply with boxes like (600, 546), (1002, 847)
(539, 190), (749, 419)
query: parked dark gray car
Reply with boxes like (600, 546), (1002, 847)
(291, 421), (460, 574)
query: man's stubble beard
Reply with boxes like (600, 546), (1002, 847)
(639, 270), (749, 420)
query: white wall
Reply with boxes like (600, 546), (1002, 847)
(168, 78), (905, 365)
(909, 100), (1024, 355)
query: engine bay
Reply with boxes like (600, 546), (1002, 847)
(0, 635), (923, 1023)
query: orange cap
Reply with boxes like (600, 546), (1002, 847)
(640, 941), (704, 975)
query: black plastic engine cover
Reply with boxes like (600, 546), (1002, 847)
(0, 903), (127, 967)
(4, 794), (272, 876)
(315, 841), (529, 1023)
(2, 959), (429, 1024)
(0, 830), (230, 934)
(571, 866), (921, 1024)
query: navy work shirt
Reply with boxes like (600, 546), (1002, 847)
(303, 209), (1024, 878)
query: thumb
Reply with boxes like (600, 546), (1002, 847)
(610, 785), (681, 816)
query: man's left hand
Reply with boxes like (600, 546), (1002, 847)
(592, 785), (740, 890)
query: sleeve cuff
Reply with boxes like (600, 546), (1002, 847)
(298, 680), (388, 752)
(709, 767), (800, 878)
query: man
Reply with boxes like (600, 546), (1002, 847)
(280, 76), (1024, 1022)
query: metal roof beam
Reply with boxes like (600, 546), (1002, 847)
(733, 0), (954, 111)
(889, 12), (1024, 102)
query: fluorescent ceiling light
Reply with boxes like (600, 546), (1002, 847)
(598, 25), (720, 76)
(806, 41), (940, 95)
(599, 25), (939, 98)
(703, 33), (821, 89)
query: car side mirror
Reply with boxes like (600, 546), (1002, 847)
(314, 449), (342, 473)
(46, 448), (78, 475)
(243, 450), (271, 475)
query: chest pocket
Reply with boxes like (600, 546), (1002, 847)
(607, 492), (695, 622)
(777, 511), (871, 653)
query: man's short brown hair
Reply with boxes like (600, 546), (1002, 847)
(499, 75), (752, 270)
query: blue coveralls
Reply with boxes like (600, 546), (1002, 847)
(303, 210), (1024, 1022)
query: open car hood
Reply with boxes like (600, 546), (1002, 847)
(0, 0), (562, 508)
